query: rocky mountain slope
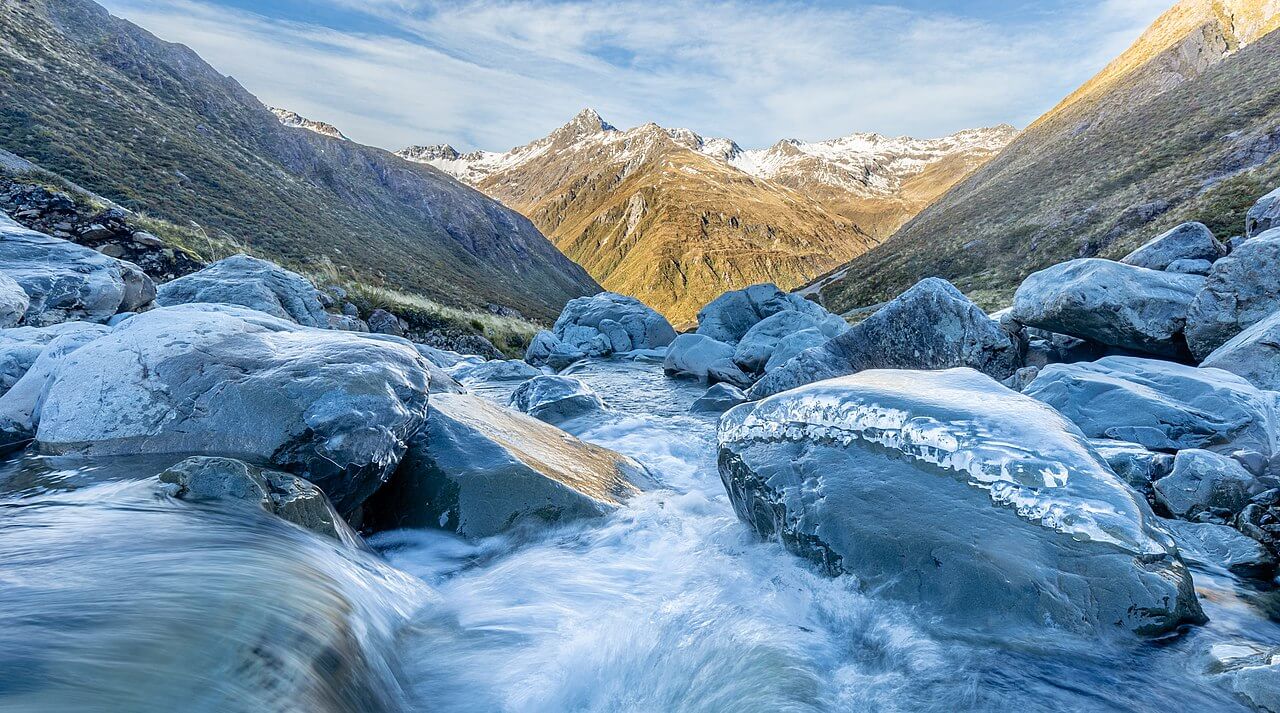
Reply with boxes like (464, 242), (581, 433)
(811, 0), (1280, 313)
(400, 110), (1012, 323)
(0, 0), (600, 322)
(268, 107), (348, 141)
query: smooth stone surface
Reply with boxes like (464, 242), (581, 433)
(1248, 186), (1280, 238)
(762, 328), (828, 374)
(1025, 356), (1278, 457)
(0, 322), (109, 396)
(509, 375), (606, 425)
(1201, 309), (1280, 391)
(663, 333), (735, 381)
(1011, 258), (1201, 359)
(1090, 439), (1174, 494)
(327, 314), (369, 332)
(750, 278), (1020, 398)
(544, 292), (675, 362)
(0, 273), (29, 329)
(366, 393), (653, 538)
(719, 368), (1202, 636)
(690, 383), (747, 414)
(155, 254), (328, 327)
(1206, 641), (1280, 712)
(1166, 259), (1213, 276)
(448, 359), (542, 384)
(1186, 228), (1280, 360)
(706, 358), (756, 389)
(1160, 519), (1274, 577)
(695, 283), (828, 345)
(1121, 222), (1225, 271)
(1154, 449), (1256, 520)
(732, 310), (840, 374)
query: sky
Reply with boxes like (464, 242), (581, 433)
(98, 0), (1173, 153)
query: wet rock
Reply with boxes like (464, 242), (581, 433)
(1002, 366), (1041, 392)
(750, 278), (1020, 398)
(154, 255), (328, 328)
(0, 214), (155, 326)
(414, 344), (480, 370)
(1160, 519), (1274, 577)
(664, 333), (734, 381)
(448, 358), (541, 384)
(509, 375), (606, 425)
(0, 273), (28, 328)
(732, 310), (844, 374)
(1090, 439), (1174, 494)
(1120, 222), (1226, 271)
(719, 368), (1202, 635)
(0, 327), (112, 451)
(762, 328), (828, 374)
(696, 283), (828, 345)
(366, 393), (653, 537)
(1186, 228), (1280, 359)
(1025, 357), (1278, 457)
(1011, 258), (1201, 359)
(524, 330), (586, 371)
(1206, 641), (1280, 712)
(1153, 449), (1256, 521)
(691, 383), (746, 414)
(18, 304), (430, 515)
(1248, 186), (1280, 237)
(706, 359), (756, 389)
(537, 292), (675, 363)
(1201, 310), (1280, 391)
(0, 322), (109, 396)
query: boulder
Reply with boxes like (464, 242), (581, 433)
(327, 314), (369, 332)
(158, 456), (356, 545)
(1153, 449), (1256, 521)
(750, 278), (1020, 398)
(509, 375), (606, 425)
(414, 344), (481, 369)
(448, 358), (541, 384)
(1166, 259), (1213, 276)
(1025, 357), (1278, 457)
(1120, 222), (1226, 271)
(0, 322), (109, 396)
(1206, 641), (1280, 712)
(695, 283), (828, 344)
(365, 393), (653, 538)
(0, 324), (113, 452)
(1159, 519), (1274, 577)
(154, 254), (328, 327)
(12, 304), (430, 514)
(366, 309), (406, 337)
(690, 383), (747, 414)
(1185, 228), (1280, 359)
(1247, 186), (1280, 237)
(663, 333), (734, 381)
(0, 272), (28, 328)
(719, 368), (1202, 635)
(1011, 258), (1201, 359)
(1201, 310), (1280, 391)
(762, 328), (828, 374)
(731, 310), (845, 374)
(1237, 490), (1280, 554)
(524, 330), (586, 371)
(546, 292), (675, 360)
(1089, 439), (1174, 494)
(706, 358), (756, 389)
(0, 215), (154, 326)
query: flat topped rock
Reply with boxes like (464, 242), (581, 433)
(1121, 222), (1225, 271)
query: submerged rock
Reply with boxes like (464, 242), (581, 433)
(750, 278), (1020, 398)
(695, 283), (828, 345)
(664, 333), (734, 381)
(366, 393), (653, 538)
(1011, 258), (1201, 359)
(1121, 222), (1225, 271)
(1185, 228), (1280, 359)
(1153, 449), (1256, 521)
(509, 374), (606, 425)
(155, 254), (328, 327)
(719, 368), (1202, 636)
(1201, 309), (1280, 391)
(690, 383), (747, 414)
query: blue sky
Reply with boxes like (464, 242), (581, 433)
(99, 0), (1172, 152)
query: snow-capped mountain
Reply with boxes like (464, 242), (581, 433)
(268, 107), (349, 141)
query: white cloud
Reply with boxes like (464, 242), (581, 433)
(98, 0), (1171, 152)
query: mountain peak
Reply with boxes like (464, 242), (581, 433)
(398, 143), (460, 162)
(268, 106), (348, 141)
(557, 108), (616, 138)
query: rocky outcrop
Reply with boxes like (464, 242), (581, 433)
(509, 375), (606, 425)
(1248, 186), (1280, 238)
(1011, 258), (1201, 359)
(695, 284), (828, 345)
(8, 304), (431, 514)
(366, 393), (652, 537)
(718, 368), (1202, 635)
(663, 334), (734, 381)
(1201, 310), (1280, 391)
(1185, 228), (1280, 359)
(750, 278), (1020, 398)
(1120, 222), (1226, 271)
(156, 255), (329, 327)
(0, 214), (155, 326)
(528, 292), (675, 367)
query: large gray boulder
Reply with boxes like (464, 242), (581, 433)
(1011, 258), (1201, 359)
(10, 304), (431, 514)
(664, 333), (734, 381)
(524, 330), (585, 370)
(366, 393), (653, 537)
(1153, 449), (1256, 521)
(750, 278), (1020, 398)
(0, 273), (29, 329)
(1121, 222), (1226, 271)
(1201, 310), (1280, 391)
(690, 383), (747, 414)
(1025, 356), (1278, 458)
(731, 310), (846, 374)
(1248, 186), (1280, 238)
(719, 368), (1203, 636)
(0, 322), (109, 396)
(1185, 228), (1280, 359)
(1160, 519), (1274, 577)
(448, 358), (541, 384)
(530, 292), (675, 365)
(763, 328), (828, 374)
(509, 374), (605, 425)
(695, 283), (828, 345)
(155, 254), (328, 327)
(0, 214), (154, 326)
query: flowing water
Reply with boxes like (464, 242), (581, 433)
(2, 358), (1279, 711)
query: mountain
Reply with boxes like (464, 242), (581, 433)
(811, 0), (1280, 314)
(0, 0), (599, 322)
(399, 110), (1013, 323)
(268, 107), (348, 141)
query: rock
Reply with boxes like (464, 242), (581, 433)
(524, 330), (586, 371)
(0, 326), (113, 451)
(1090, 439), (1174, 494)
(1206, 641), (1280, 712)
(158, 456), (356, 544)
(1153, 449), (1256, 521)
(695, 283), (828, 344)
(414, 344), (480, 370)
(154, 254), (328, 327)
(0, 214), (155, 326)
(14, 304), (430, 514)
(365, 393), (653, 537)
(663, 333), (734, 381)
(706, 359), (756, 389)
(1025, 357), (1278, 457)
(1201, 309), (1280, 391)
(750, 278), (1020, 398)
(762, 328), (827, 374)
(327, 314), (369, 332)
(1247, 186), (1280, 238)
(1159, 519), (1274, 577)
(719, 368), (1202, 635)
(690, 383), (746, 414)
(732, 310), (843, 374)
(1166, 259), (1213, 276)
(549, 292), (675, 358)
(448, 358), (541, 384)
(1120, 222), (1226, 271)
(1186, 228), (1280, 359)
(366, 309), (406, 337)
(0, 322), (109, 396)
(342, 301), (360, 317)
(1022, 330), (1108, 369)
(509, 375), (606, 425)
(1002, 366), (1041, 392)
(1011, 258), (1201, 359)
(0, 273), (28, 328)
